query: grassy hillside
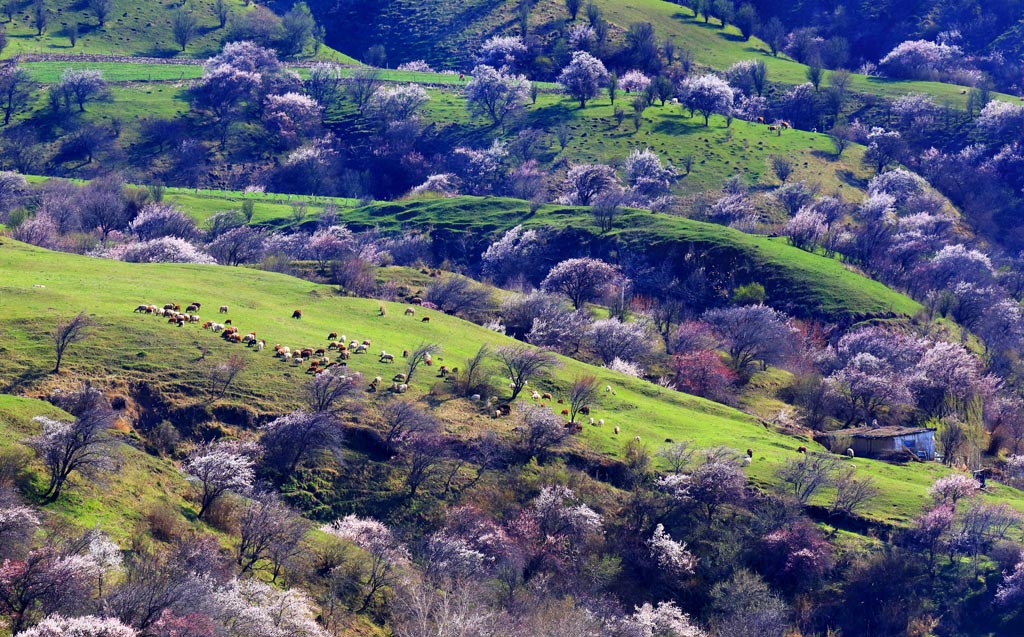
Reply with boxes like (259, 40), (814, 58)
(0, 394), (196, 542)
(0, 0), (353, 62)
(9, 71), (875, 195)
(0, 238), (974, 525)
(338, 196), (921, 322)
(310, 0), (1019, 107)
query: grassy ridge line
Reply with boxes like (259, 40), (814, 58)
(0, 0), (357, 64)
(17, 62), (488, 86)
(341, 196), (921, 321)
(0, 238), (1010, 525)
(582, 0), (1020, 106)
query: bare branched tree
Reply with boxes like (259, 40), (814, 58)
(406, 342), (442, 384)
(238, 490), (308, 579)
(776, 452), (841, 504)
(657, 441), (696, 474)
(205, 354), (248, 403)
(306, 368), (363, 413)
(496, 345), (560, 401)
(829, 466), (879, 517)
(28, 384), (116, 502)
(378, 400), (440, 454)
(51, 311), (94, 373)
(568, 375), (599, 424)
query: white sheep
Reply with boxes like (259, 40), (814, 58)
(471, 394), (481, 402)
(742, 456), (752, 466)
(398, 383), (409, 393)
(589, 417), (595, 425)
(255, 341), (264, 352)
(605, 385), (612, 392)
(633, 436), (641, 442)
(598, 419), (605, 426)
(531, 391), (541, 400)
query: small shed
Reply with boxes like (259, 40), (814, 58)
(843, 425), (936, 460)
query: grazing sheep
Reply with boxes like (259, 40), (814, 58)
(362, 339), (372, 346)
(634, 436), (641, 442)
(797, 445), (808, 454)
(542, 392), (552, 400)
(224, 319), (232, 325)
(188, 315), (201, 323)
(757, 116), (766, 123)
(283, 352), (292, 360)
(314, 348), (327, 357)
(292, 309), (302, 319)
(338, 350), (351, 360)
(380, 352), (395, 363)
(579, 406), (590, 416)
(561, 409), (570, 415)
(439, 366), (449, 377)
(531, 391), (541, 400)
(404, 307), (416, 316)
(613, 426), (619, 435)
(598, 419), (605, 426)
(328, 341), (342, 351)
(186, 304), (200, 313)
(402, 349), (410, 358)
(301, 348), (314, 359)
(410, 296), (423, 305)
(421, 316), (430, 323)
(355, 344), (368, 354)
(256, 340), (265, 352)
(349, 341), (359, 350)
(471, 394), (481, 402)
(398, 383), (408, 393)
(328, 332), (338, 341)
(742, 456), (752, 466)
(393, 373), (407, 382)
(846, 448), (855, 458)
(163, 304), (175, 311)
(746, 448), (753, 458)
(378, 306), (387, 316)
(212, 323), (224, 332)
(605, 385), (611, 392)
(134, 304), (149, 313)
(219, 305), (228, 313)
(589, 417), (595, 425)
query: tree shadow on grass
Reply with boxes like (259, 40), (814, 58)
(3, 367), (49, 393)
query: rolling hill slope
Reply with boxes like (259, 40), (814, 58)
(0, 238), (990, 526)
(339, 196), (922, 322)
